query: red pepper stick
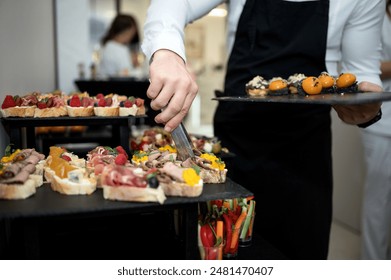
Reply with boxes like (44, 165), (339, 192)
(207, 222), (218, 260)
(200, 223), (213, 248)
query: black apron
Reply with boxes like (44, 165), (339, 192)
(214, 0), (332, 259)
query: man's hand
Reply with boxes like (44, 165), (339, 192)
(332, 81), (383, 125)
(147, 49), (199, 132)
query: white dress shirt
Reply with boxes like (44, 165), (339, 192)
(142, 0), (384, 85)
(365, 12), (391, 135)
(99, 40), (134, 78)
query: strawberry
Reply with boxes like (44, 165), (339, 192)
(69, 95), (81, 107)
(37, 102), (47, 109)
(115, 146), (128, 159)
(96, 93), (104, 100)
(98, 98), (106, 107)
(1, 95), (16, 109)
(114, 153), (127, 165)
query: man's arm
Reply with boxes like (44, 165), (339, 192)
(141, 0), (223, 131)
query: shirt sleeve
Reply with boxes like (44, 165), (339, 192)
(141, 0), (224, 62)
(340, 0), (385, 86)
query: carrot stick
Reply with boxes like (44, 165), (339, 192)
(233, 198), (238, 212)
(230, 206), (247, 249)
(216, 220), (224, 260)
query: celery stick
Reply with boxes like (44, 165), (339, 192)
(198, 223), (205, 260)
(240, 200), (255, 239)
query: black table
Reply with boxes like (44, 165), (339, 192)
(0, 178), (253, 260)
(1, 115), (144, 156)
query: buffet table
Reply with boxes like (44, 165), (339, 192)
(0, 178), (253, 260)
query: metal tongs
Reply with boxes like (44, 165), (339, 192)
(171, 122), (195, 161)
(149, 79), (195, 161)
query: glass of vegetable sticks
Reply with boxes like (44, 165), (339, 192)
(199, 242), (224, 260)
(237, 198), (256, 247)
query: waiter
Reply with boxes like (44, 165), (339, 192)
(142, 0), (384, 259)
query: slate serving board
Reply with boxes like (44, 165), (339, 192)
(213, 92), (391, 105)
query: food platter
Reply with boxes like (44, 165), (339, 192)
(213, 92), (391, 105)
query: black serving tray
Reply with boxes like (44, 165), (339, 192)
(0, 115), (146, 127)
(213, 92), (391, 105)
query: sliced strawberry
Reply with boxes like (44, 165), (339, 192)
(114, 153), (127, 165)
(2, 95), (16, 109)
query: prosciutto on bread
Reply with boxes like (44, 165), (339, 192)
(86, 145), (131, 187)
(0, 146), (46, 200)
(34, 95), (68, 118)
(101, 164), (166, 204)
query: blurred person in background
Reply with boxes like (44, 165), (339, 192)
(361, 0), (391, 260)
(99, 14), (143, 78)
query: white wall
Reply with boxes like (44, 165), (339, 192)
(56, 0), (91, 93)
(0, 0), (56, 157)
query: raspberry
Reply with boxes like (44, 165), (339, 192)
(98, 98), (106, 107)
(114, 153), (127, 165)
(1, 95), (16, 109)
(115, 146), (128, 158)
(37, 102), (47, 109)
(69, 95), (81, 107)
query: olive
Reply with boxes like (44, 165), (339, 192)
(148, 176), (159, 188)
